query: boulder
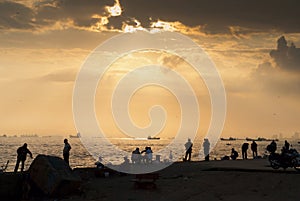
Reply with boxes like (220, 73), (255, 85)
(29, 154), (81, 196)
(0, 172), (23, 201)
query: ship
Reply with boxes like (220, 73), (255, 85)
(220, 137), (236, 141)
(147, 136), (160, 140)
(246, 137), (278, 142)
(69, 133), (81, 138)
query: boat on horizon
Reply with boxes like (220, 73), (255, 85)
(147, 136), (160, 140)
(246, 137), (278, 142)
(69, 133), (81, 138)
(220, 137), (236, 141)
(20, 134), (38, 137)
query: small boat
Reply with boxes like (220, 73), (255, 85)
(70, 133), (81, 138)
(220, 137), (236, 141)
(20, 134), (38, 137)
(246, 137), (278, 142)
(147, 136), (160, 140)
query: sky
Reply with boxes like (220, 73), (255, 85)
(1, 0), (300, 139)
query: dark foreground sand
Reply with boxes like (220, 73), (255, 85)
(62, 159), (300, 201)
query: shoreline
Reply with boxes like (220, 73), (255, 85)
(1, 158), (300, 201)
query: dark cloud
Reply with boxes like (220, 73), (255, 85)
(35, 0), (114, 27)
(120, 0), (300, 33)
(0, 0), (115, 30)
(270, 36), (300, 71)
(1, 0), (300, 34)
(0, 1), (35, 29)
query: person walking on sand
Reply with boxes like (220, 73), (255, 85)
(251, 140), (258, 159)
(242, 143), (249, 159)
(63, 139), (71, 165)
(184, 138), (193, 161)
(203, 138), (210, 161)
(14, 143), (33, 173)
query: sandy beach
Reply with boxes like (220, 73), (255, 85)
(59, 159), (300, 201)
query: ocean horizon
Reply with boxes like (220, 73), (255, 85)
(1, 136), (299, 172)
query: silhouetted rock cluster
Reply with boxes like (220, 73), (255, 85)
(29, 154), (81, 196)
(270, 36), (300, 71)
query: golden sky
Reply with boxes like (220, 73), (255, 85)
(1, 0), (300, 138)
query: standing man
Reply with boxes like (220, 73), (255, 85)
(184, 138), (193, 161)
(63, 139), (71, 165)
(251, 140), (258, 159)
(241, 143), (249, 159)
(203, 138), (210, 161)
(14, 143), (33, 173)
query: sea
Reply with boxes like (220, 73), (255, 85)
(1, 136), (299, 172)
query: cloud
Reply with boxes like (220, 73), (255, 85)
(41, 68), (77, 83)
(251, 61), (300, 97)
(119, 0), (300, 34)
(34, 0), (112, 27)
(0, 1), (34, 29)
(2, 0), (300, 35)
(270, 36), (300, 71)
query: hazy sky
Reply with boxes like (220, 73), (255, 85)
(1, 0), (300, 138)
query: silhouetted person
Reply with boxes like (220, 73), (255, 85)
(203, 138), (210, 161)
(251, 141), (258, 158)
(241, 143), (249, 159)
(230, 148), (238, 160)
(131, 147), (141, 164)
(267, 140), (277, 154)
(14, 143), (33, 173)
(284, 140), (290, 151)
(141, 146), (153, 164)
(184, 138), (193, 161)
(169, 150), (173, 161)
(281, 140), (291, 155)
(63, 139), (71, 165)
(95, 156), (104, 169)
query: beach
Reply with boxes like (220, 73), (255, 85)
(62, 159), (299, 201)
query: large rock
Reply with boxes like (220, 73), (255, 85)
(29, 154), (81, 196)
(0, 172), (23, 201)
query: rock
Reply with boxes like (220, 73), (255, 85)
(0, 172), (24, 201)
(29, 154), (81, 196)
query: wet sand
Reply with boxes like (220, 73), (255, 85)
(62, 159), (300, 201)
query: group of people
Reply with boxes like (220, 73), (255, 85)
(131, 146), (153, 164)
(229, 141), (259, 160)
(267, 139), (291, 155)
(14, 138), (71, 173)
(13, 136), (294, 172)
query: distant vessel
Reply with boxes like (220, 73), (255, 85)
(20, 134), (38, 137)
(0, 134), (7, 138)
(69, 133), (81, 138)
(220, 137), (236, 141)
(246, 137), (278, 142)
(147, 136), (160, 140)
